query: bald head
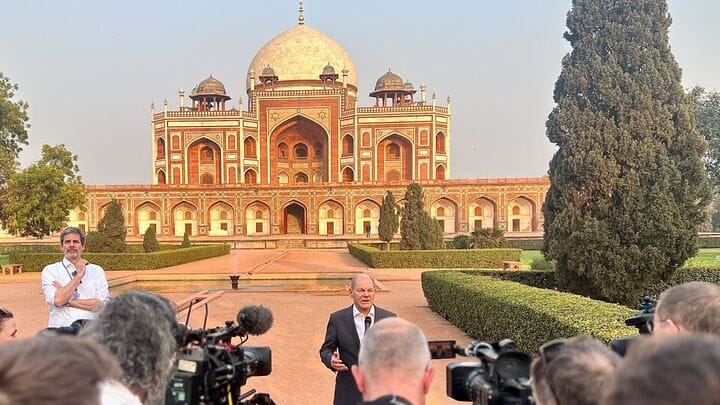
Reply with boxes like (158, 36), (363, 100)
(358, 318), (430, 383)
(351, 273), (374, 289)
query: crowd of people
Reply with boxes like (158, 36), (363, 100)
(0, 226), (720, 404)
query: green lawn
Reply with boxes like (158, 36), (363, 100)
(520, 249), (720, 268)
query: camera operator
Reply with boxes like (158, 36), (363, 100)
(351, 318), (434, 405)
(81, 291), (180, 405)
(530, 335), (620, 405)
(601, 333), (720, 405)
(652, 281), (720, 335)
(0, 335), (123, 405)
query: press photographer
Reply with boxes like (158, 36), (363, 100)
(429, 338), (532, 405)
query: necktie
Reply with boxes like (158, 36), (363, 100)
(364, 316), (372, 332)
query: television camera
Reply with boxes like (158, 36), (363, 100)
(429, 339), (533, 405)
(610, 295), (657, 356)
(165, 303), (275, 405)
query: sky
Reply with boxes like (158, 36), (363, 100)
(2, 0), (719, 185)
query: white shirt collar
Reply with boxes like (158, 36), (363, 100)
(353, 304), (375, 319)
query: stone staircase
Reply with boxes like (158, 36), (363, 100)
(276, 239), (306, 249)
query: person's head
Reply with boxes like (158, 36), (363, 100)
(352, 318), (434, 405)
(601, 333), (720, 405)
(80, 291), (179, 405)
(60, 226), (86, 261)
(654, 282), (720, 335)
(530, 335), (620, 405)
(0, 335), (121, 405)
(0, 308), (16, 342)
(350, 273), (376, 313)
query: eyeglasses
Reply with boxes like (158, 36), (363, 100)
(539, 338), (567, 366)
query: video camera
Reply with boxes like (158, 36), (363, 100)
(610, 296), (657, 356)
(165, 304), (275, 405)
(429, 339), (533, 405)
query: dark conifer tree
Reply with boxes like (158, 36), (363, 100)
(181, 232), (192, 248)
(543, 0), (710, 304)
(94, 200), (127, 253)
(143, 226), (160, 253)
(400, 183), (444, 250)
(378, 191), (399, 250)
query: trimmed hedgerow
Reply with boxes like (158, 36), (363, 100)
(506, 238), (544, 250)
(9, 244), (230, 272)
(460, 269), (559, 290)
(422, 271), (636, 354)
(348, 243), (521, 268)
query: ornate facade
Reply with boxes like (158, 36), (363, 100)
(71, 14), (550, 242)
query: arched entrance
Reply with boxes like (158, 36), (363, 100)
(283, 203), (306, 234)
(270, 116), (329, 184)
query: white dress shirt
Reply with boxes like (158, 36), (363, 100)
(353, 304), (376, 341)
(41, 257), (110, 327)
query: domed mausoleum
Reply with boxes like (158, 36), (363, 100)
(72, 7), (548, 244)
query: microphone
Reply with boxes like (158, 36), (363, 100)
(236, 305), (273, 336)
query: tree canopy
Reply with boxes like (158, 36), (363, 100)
(90, 200), (127, 252)
(3, 145), (85, 238)
(0, 73), (30, 186)
(689, 86), (720, 189)
(400, 182), (444, 250)
(378, 190), (399, 249)
(542, 0), (710, 305)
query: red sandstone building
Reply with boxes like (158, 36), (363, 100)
(69, 12), (549, 246)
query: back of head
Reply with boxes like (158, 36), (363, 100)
(80, 291), (179, 404)
(531, 335), (620, 405)
(0, 336), (121, 405)
(358, 317), (430, 384)
(656, 282), (720, 334)
(602, 333), (720, 405)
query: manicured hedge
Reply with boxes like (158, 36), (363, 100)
(422, 271), (636, 354)
(9, 244), (230, 272)
(506, 238), (544, 250)
(698, 235), (720, 248)
(348, 243), (521, 268)
(0, 244), (181, 254)
(460, 269), (559, 290)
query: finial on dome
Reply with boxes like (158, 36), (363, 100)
(298, 0), (305, 25)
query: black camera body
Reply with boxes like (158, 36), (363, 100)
(165, 305), (275, 405)
(610, 296), (657, 356)
(431, 339), (533, 405)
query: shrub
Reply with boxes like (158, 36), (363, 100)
(9, 244), (230, 272)
(451, 234), (474, 249)
(422, 271), (636, 354)
(181, 232), (191, 248)
(348, 243), (520, 268)
(506, 238), (544, 250)
(142, 226), (160, 253)
(531, 257), (555, 271)
(93, 200), (127, 253)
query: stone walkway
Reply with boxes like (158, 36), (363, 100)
(0, 249), (468, 404)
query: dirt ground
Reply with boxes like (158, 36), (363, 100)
(0, 249), (469, 404)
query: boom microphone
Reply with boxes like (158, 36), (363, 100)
(236, 305), (274, 336)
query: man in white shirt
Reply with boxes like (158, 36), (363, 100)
(41, 226), (110, 328)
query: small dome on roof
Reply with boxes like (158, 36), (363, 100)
(404, 81), (414, 89)
(191, 75), (227, 97)
(374, 70), (405, 91)
(322, 63), (336, 75)
(261, 65), (277, 77)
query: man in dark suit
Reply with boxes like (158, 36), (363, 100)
(320, 273), (396, 405)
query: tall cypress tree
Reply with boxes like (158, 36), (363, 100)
(543, 0), (710, 305)
(400, 183), (444, 250)
(95, 199), (127, 253)
(378, 191), (399, 250)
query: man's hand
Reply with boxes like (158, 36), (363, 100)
(331, 351), (348, 372)
(74, 260), (89, 279)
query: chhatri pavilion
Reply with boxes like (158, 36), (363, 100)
(68, 7), (549, 247)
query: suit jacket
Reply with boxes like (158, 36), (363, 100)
(320, 305), (396, 405)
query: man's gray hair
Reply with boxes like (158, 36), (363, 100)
(358, 318), (430, 384)
(81, 291), (178, 405)
(60, 226), (86, 245)
(656, 282), (720, 334)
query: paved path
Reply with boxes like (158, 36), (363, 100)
(0, 249), (468, 404)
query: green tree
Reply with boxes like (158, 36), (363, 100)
(0, 73), (30, 187)
(143, 226), (160, 253)
(378, 191), (399, 250)
(471, 228), (508, 248)
(689, 86), (720, 189)
(93, 200), (127, 253)
(3, 145), (85, 238)
(400, 182), (444, 250)
(543, 0), (711, 305)
(181, 232), (191, 248)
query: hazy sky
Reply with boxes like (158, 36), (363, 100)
(2, 0), (719, 184)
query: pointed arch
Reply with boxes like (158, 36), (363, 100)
(507, 196), (536, 233)
(244, 168), (258, 184)
(172, 201), (198, 237)
(355, 199), (381, 235)
(436, 164), (446, 180)
(156, 169), (166, 185)
(430, 197), (458, 233)
(245, 201), (271, 236)
(342, 134), (354, 156)
(208, 201), (234, 236)
(469, 197), (497, 231)
(342, 167), (354, 183)
(186, 137), (222, 185)
(244, 136), (257, 158)
(281, 200), (307, 234)
(436, 131), (446, 154)
(268, 115), (331, 183)
(156, 138), (165, 159)
(136, 201), (162, 236)
(319, 199), (344, 235)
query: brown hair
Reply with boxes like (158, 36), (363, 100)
(531, 335), (620, 405)
(0, 336), (121, 405)
(656, 282), (720, 334)
(602, 334), (720, 405)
